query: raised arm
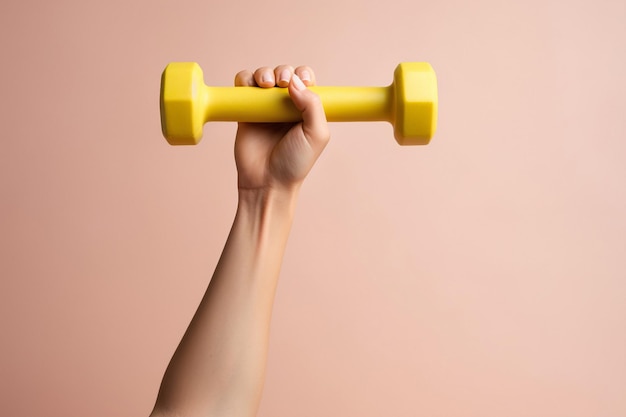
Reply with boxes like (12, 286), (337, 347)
(150, 65), (330, 417)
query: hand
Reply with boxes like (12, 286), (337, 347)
(233, 65), (330, 193)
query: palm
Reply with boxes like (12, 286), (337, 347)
(235, 122), (316, 190)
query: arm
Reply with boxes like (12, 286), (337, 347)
(150, 65), (330, 417)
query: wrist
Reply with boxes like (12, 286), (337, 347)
(236, 186), (300, 234)
(237, 185), (300, 211)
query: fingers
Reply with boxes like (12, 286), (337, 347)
(288, 71), (330, 151)
(234, 69), (255, 87)
(234, 64), (329, 150)
(273, 65), (294, 87)
(253, 66), (275, 87)
(294, 66), (315, 86)
(234, 65), (317, 87)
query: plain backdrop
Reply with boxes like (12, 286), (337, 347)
(1, 0), (625, 416)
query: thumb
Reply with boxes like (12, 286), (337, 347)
(288, 74), (330, 150)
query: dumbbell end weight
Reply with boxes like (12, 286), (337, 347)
(392, 62), (438, 146)
(160, 62), (438, 146)
(160, 63), (207, 145)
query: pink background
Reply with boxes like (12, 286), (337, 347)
(1, 0), (625, 416)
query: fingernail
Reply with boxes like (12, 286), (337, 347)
(261, 71), (272, 84)
(292, 73), (306, 91)
(300, 70), (311, 82)
(279, 69), (290, 84)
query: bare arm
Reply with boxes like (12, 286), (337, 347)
(150, 65), (329, 417)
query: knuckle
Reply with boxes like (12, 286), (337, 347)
(308, 92), (323, 106)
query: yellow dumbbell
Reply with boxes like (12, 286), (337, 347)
(160, 62), (437, 146)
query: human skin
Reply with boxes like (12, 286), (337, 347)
(149, 65), (330, 417)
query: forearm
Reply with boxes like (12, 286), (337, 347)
(152, 187), (300, 417)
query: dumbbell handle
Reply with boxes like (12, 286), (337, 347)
(200, 86), (392, 123)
